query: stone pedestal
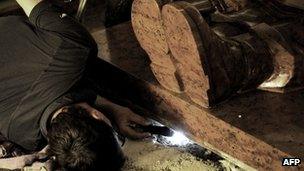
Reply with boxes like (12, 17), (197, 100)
(91, 22), (304, 171)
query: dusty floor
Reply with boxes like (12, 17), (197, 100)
(123, 140), (218, 171)
(121, 134), (240, 171)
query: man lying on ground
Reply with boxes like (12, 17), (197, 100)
(0, 0), (150, 170)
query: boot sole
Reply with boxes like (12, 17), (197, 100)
(131, 0), (183, 93)
(162, 2), (212, 107)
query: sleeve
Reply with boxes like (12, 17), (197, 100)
(28, 1), (95, 47)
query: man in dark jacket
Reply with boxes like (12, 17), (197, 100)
(0, 0), (150, 170)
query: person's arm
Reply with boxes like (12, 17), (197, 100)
(0, 146), (49, 170)
(95, 96), (151, 139)
(0, 146), (51, 170)
(0, 154), (38, 170)
(16, 0), (43, 16)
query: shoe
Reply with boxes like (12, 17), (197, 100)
(162, 1), (273, 107)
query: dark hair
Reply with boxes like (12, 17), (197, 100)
(47, 106), (125, 171)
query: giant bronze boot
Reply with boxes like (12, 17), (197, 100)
(132, 0), (303, 107)
(131, 0), (247, 93)
(162, 1), (304, 107)
(162, 1), (276, 107)
(132, 0), (266, 106)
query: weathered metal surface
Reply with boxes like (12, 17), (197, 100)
(91, 22), (304, 170)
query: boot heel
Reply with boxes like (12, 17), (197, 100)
(132, 0), (183, 93)
(162, 2), (211, 107)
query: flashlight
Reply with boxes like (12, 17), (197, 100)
(134, 125), (174, 137)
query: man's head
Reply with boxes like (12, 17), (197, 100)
(47, 105), (125, 171)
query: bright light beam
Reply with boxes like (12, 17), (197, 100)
(164, 131), (191, 146)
